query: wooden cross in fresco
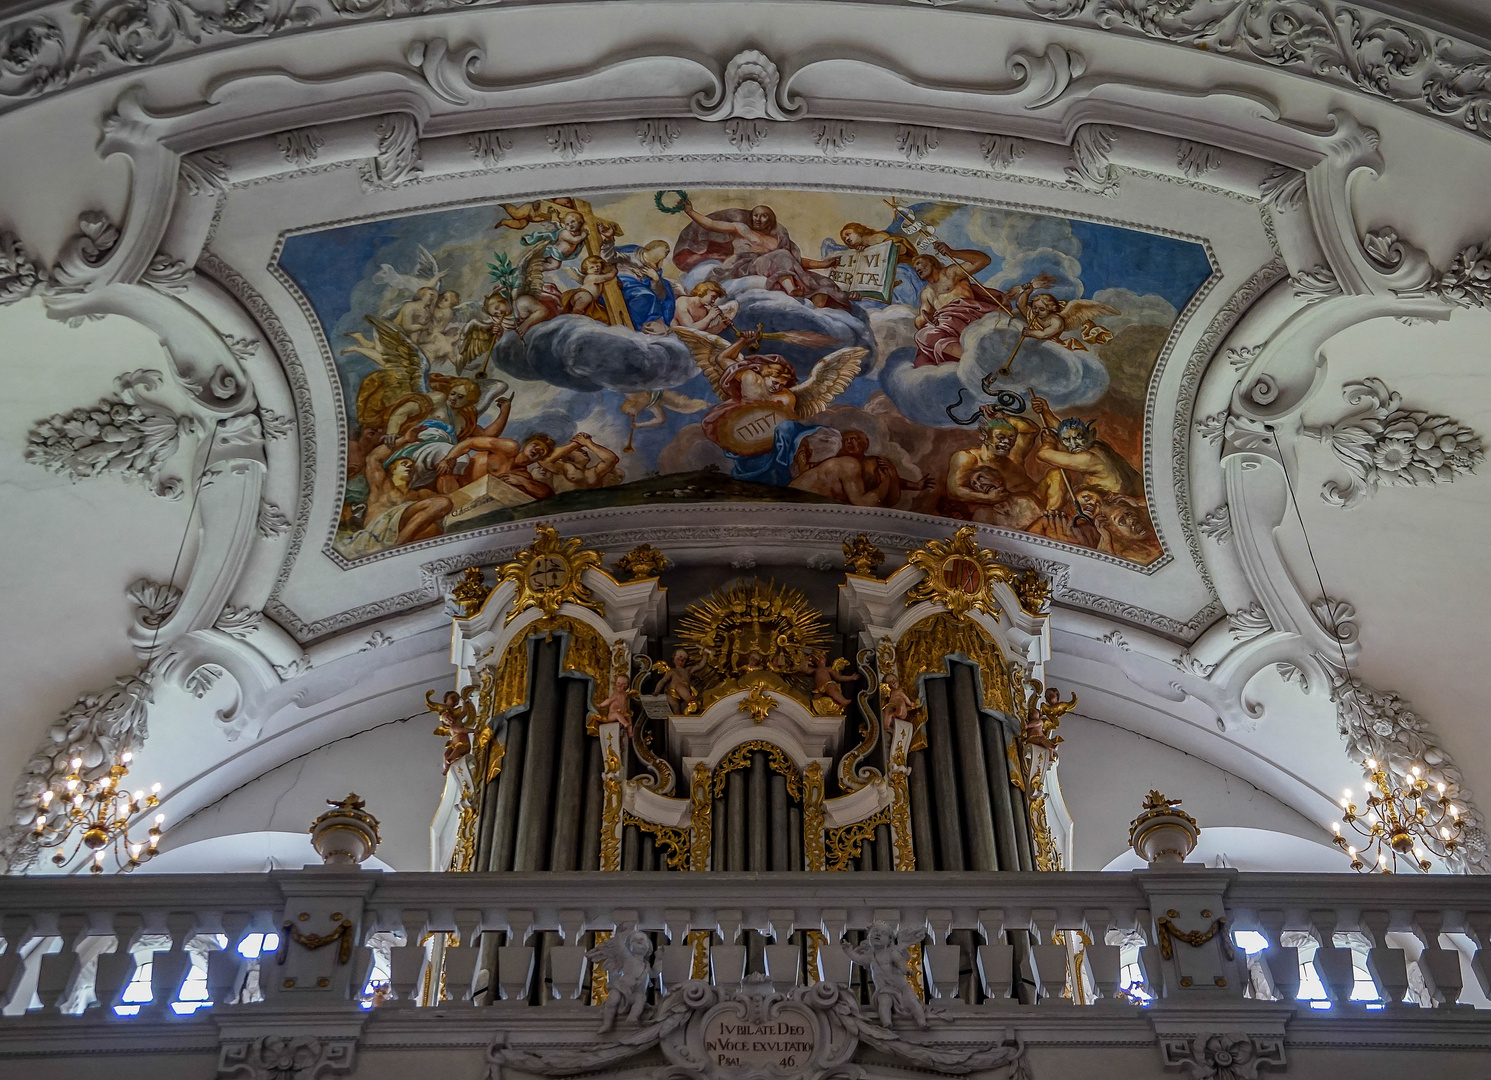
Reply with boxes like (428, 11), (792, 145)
(533, 196), (635, 331)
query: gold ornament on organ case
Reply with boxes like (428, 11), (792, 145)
(450, 566), (493, 617)
(842, 533), (885, 578)
(612, 542), (669, 581)
(498, 525), (605, 626)
(905, 526), (1019, 620)
(676, 579), (833, 714)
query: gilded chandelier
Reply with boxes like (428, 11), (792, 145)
(31, 751), (165, 873)
(1332, 758), (1463, 873)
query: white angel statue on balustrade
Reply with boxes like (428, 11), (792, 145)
(586, 925), (654, 1032)
(842, 920), (928, 1029)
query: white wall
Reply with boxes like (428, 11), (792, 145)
(1056, 714), (1329, 871)
(155, 718), (445, 871)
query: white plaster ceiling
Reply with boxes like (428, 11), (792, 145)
(2, 0), (1490, 875)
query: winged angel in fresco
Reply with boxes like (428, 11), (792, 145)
(674, 326), (866, 465)
(345, 317), (508, 482)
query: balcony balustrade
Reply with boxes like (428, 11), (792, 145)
(1, 869), (1487, 1017)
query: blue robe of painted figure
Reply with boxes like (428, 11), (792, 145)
(727, 420), (813, 487)
(616, 246), (677, 328)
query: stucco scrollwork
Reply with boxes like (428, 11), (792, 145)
(692, 48), (802, 122)
(360, 113), (422, 189)
(1158, 1031), (1285, 1079)
(127, 577), (181, 630)
(218, 1034), (358, 1080)
(1301, 378), (1483, 508)
(1065, 124), (1118, 196)
(1017, 0), (1491, 145)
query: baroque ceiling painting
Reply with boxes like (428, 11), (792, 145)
(277, 189), (1211, 565)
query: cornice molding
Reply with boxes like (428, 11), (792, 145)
(0, 0), (1486, 153)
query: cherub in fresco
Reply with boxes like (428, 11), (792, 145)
(530, 432), (623, 493)
(374, 245), (447, 307)
(411, 289), (463, 370)
(879, 673), (915, 735)
(456, 289), (517, 377)
(789, 429), (927, 508)
(434, 397), (556, 499)
(671, 280), (739, 335)
(803, 649), (858, 708)
(521, 209), (591, 273)
(673, 197), (849, 308)
(493, 199), (574, 232)
(560, 256), (618, 322)
(484, 247), (571, 337)
(1009, 283), (1118, 353)
(391, 286), (437, 336)
(342, 443), (454, 556)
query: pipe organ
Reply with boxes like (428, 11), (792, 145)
(430, 525), (1072, 1004)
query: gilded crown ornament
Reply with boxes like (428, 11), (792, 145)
(450, 566), (492, 618)
(612, 542), (669, 581)
(842, 534), (885, 578)
(498, 525), (604, 626)
(1333, 757), (1464, 873)
(905, 526), (1018, 620)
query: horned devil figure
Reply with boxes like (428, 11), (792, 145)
(842, 921), (928, 1028)
(586, 926), (654, 1032)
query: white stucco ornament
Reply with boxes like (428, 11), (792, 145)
(1128, 790), (1200, 867)
(492, 977), (1026, 1080)
(692, 49), (803, 122)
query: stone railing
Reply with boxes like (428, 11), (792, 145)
(1, 868), (1488, 1019)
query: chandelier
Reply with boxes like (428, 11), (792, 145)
(31, 751), (165, 874)
(1332, 758), (1463, 873)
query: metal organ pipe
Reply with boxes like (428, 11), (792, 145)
(548, 678), (589, 871)
(513, 641), (561, 871)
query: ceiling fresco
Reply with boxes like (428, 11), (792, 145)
(276, 188), (1215, 566)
